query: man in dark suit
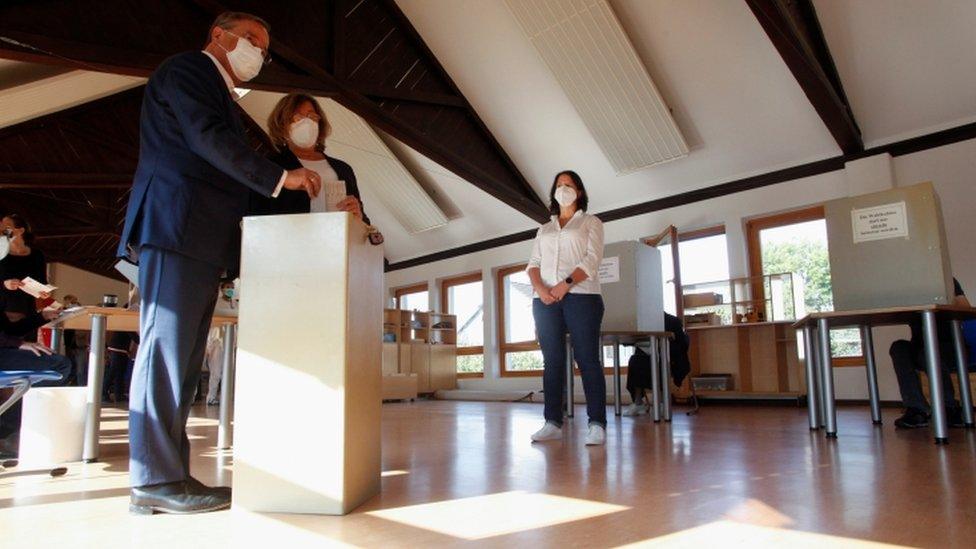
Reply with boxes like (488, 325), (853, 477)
(118, 11), (320, 515)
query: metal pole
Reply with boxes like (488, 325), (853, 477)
(217, 324), (237, 450)
(921, 311), (949, 444)
(650, 336), (661, 423)
(661, 336), (672, 422)
(50, 327), (63, 355)
(802, 325), (820, 430)
(861, 325), (883, 425)
(565, 335), (575, 418)
(83, 314), (107, 462)
(817, 318), (837, 438)
(612, 337), (622, 416)
(950, 320), (974, 428)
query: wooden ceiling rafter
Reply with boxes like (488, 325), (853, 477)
(746, 0), (863, 154)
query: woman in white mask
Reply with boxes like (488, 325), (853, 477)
(249, 93), (368, 222)
(526, 171), (607, 446)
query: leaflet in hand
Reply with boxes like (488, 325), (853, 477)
(20, 277), (57, 298)
(310, 180), (347, 213)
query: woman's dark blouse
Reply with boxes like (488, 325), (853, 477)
(0, 248), (47, 315)
(248, 148), (370, 224)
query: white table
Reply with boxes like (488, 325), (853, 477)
(46, 306), (238, 461)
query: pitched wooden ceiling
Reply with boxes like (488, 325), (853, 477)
(0, 0), (548, 278)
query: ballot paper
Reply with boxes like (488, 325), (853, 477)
(115, 260), (139, 288)
(310, 180), (347, 213)
(20, 277), (56, 298)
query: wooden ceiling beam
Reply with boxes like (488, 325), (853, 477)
(0, 30), (340, 97)
(0, 173), (132, 189)
(745, 0), (862, 154)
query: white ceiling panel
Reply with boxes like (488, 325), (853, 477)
(813, 0), (976, 146)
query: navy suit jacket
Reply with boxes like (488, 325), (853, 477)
(118, 51), (283, 270)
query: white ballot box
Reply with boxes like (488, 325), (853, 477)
(233, 212), (384, 515)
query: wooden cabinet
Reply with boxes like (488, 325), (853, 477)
(682, 321), (802, 400)
(382, 309), (457, 395)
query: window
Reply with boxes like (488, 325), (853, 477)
(497, 265), (542, 375)
(394, 283), (428, 311)
(657, 226), (730, 316)
(442, 273), (484, 377)
(746, 207), (863, 364)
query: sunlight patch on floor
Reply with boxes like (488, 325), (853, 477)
(368, 490), (628, 540)
(616, 520), (907, 548)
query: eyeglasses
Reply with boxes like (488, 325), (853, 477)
(225, 30), (272, 66)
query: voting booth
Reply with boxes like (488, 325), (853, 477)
(825, 181), (954, 310)
(232, 212), (384, 515)
(599, 240), (664, 332)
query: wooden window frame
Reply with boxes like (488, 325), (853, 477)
(441, 272), (485, 378)
(393, 282), (428, 310)
(646, 224), (727, 320)
(497, 264), (542, 377)
(745, 206), (865, 367)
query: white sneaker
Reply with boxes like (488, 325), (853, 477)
(585, 424), (606, 446)
(531, 422), (563, 442)
(622, 402), (649, 416)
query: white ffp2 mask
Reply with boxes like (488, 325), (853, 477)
(221, 32), (264, 82)
(289, 118), (319, 149)
(554, 186), (577, 208)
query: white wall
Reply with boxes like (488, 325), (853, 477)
(385, 138), (976, 399)
(48, 262), (129, 307)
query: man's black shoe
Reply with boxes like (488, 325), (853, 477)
(130, 481), (230, 515)
(894, 408), (930, 429)
(188, 476), (232, 498)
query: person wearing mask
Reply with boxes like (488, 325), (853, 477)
(249, 93), (368, 222)
(889, 278), (971, 428)
(527, 170), (606, 446)
(116, 10), (321, 515)
(1, 214), (50, 339)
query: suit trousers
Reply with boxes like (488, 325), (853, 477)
(129, 246), (221, 487)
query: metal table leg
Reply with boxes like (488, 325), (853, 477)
(861, 325), (883, 425)
(50, 327), (63, 355)
(650, 336), (661, 423)
(565, 336), (575, 418)
(83, 314), (107, 462)
(921, 311), (949, 444)
(817, 318), (837, 438)
(217, 323), (237, 450)
(612, 337), (622, 416)
(950, 320), (974, 428)
(661, 337), (672, 422)
(802, 326), (820, 430)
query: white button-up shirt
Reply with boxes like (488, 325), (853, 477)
(527, 210), (604, 295)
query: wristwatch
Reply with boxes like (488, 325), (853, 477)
(564, 275), (574, 285)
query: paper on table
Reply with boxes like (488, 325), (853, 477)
(20, 277), (57, 298)
(310, 180), (347, 213)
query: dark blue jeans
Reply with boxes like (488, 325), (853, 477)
(532, 293), (606, 427)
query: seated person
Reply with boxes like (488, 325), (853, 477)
(890, 278), (970, 428)
(0, 311), (72, 458)
(104, 330), (138, 403)
(623, 313), (691, 416)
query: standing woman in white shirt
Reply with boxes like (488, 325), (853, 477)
(526, 170), (606, 446)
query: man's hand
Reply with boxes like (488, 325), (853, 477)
(19, 342), (53, 357)
(283, 168), (322, 199)
(535, 285), (557, 305)
(550, 281), (571, 301)
(41, 309), (60, 321)
(336, 196), (363, 220)
(4, 279), (23, 291)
